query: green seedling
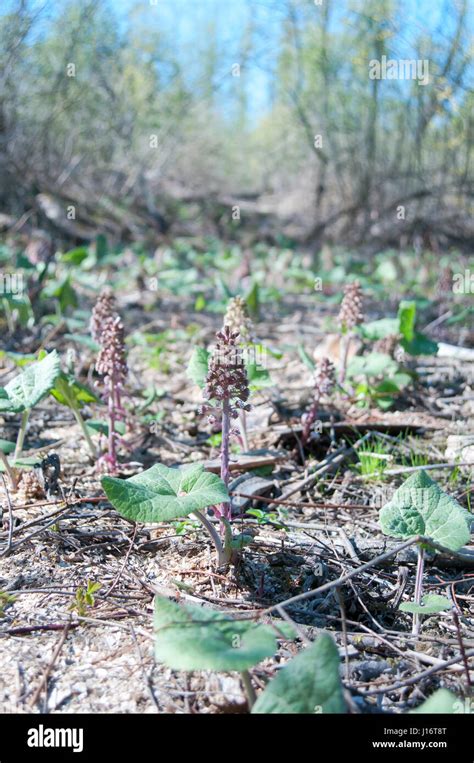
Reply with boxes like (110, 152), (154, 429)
(246, 508), (285, 528)
(400, 445), (430, 469)
(347, 352), (412, 410)
(42, 275), (78, 315)
(0, 351), (61, 487)
(380, 470), (471, 635)
(51, 371), (100, 458)
(360, 300), (438, 356)
(70, 580), (101, 617)
(355, 438), (393, 478)
(102, 463), (231, 566)
(171, 519), (200, 536)
(0, 591), (17, 617)
(1, 291), (33, 333)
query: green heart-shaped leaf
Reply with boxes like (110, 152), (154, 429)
(359, 318), (400, 341)
(102, 463), (229, 523)
(0, 351), (61, 412)
(154, 597), (283, 671)
(380, 471), (471, 551)
(246, 361), (272, 389)
(347, 352), (398, 379)
(51, 373), (99, 409)
(186, 347), (210, 388)
(401, 331), (438, 356)
(0, 388), (11, 411)
(252, 633), (346, 714)
(399, 594), (451, 615)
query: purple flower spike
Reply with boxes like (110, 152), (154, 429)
(203, 325), (251, 524)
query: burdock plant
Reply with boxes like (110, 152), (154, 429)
(338, 280), (364, 384)
(92, 294), (128, 474)
(301, 357), (335, 447)
(202, 325), (251, 523)
(380, 471), (471, 636)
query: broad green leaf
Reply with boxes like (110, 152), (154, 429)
(358, 318), (399, 341)
(0, 351), (60, 412)
(0, 351), (36, 367)
(95, 233), (108, 261)
(411, 689), (468, 714)
(399, 594), (451, 614)
(43, 276), (77, 312)
(401, 332), (438, 356)
(374, 260), (398, 282)
(398, 301), (417, 342)
(102, 463), (229, 523)
(379, 470), (471, 551)
(347, 352), (398, 379)
(1, 293), (32, 326)
(186, 347), (210, 388)
(51, 373), (99, 409)
(230, 532), (255, 551)
(373, 379), (406, 410)
(375, 380), (401, 394)
(245, 282), (260, 318)
(194, 294), (206, 311)
(246, 362), (272, 389)
(252, 634), (346, 714)
(0, 456), (37, 471)
(0, 439), (15, 454)
(60, 247), (89, 266)
(375, 396), (396, 411)
(253, 342), (282, 360)
(392, 372), (412, 388)
(0, 388), (10, 408)
(154, 596), (281, 671)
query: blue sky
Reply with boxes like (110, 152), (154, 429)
(2, 0), (472, 120)
(104, 0), (474, 118)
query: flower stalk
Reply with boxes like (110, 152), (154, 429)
(338, 281), (364, 385)
(92, 292), (128, 474)
(202, 325), (250, 529)
(301, 357), (335, 447)
(224, 296), (255, 452)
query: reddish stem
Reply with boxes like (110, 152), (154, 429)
(301, 394), (321, 447)
(107, 377), (117, 473)
(220, 398), (232, 523)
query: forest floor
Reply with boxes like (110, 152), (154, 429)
(0, 278), (473, 714)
